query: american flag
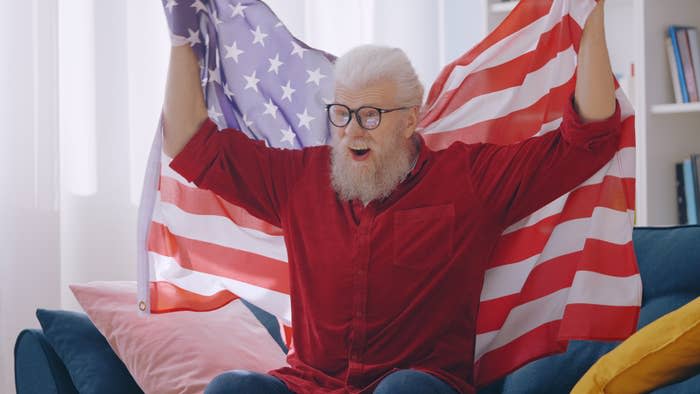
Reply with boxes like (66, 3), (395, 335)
(137, 0), (640, 387)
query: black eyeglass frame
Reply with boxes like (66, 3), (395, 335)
(324, 103), (411, 130)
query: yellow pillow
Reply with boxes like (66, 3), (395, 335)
(572, 296), (700, 394)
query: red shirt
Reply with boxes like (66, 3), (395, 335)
(170, 98), (621, 394)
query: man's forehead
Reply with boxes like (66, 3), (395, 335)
(334, 81), (396, 107)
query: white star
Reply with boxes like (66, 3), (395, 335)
(280, 81), (296, 102)
(165, 0), (178, 13)
(207, 67), (221, 86)
(224, 41), (244, 63)
(268, 53), (283, 74)
(291, 41), (307, 59)
(251, 26), (268, 47)
(223, 84), (235, 100)
(242, 113), (253, 128)
(229, 2), (247, 18)
(208, 107), (223, 122)
(190, 0), (207, 14)
(275, 22), (283, 28)
(297, 108), (315, 130)
(186, 29), (201, 46)
(280, 126), (296, 146)
(211, 9), (223, 25)
(243, 71), (260, 92)
(263, 98), (278, 119)
(321, 97), (333, 105)
(306, 68), (326, 86)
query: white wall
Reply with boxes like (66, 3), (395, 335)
(0, 0), (60, 392)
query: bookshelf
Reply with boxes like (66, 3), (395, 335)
(482, 0), (700, 226)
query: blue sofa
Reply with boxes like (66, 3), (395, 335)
(14, 226), (700, 393)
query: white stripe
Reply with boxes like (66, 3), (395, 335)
(568, 271), (642, 307)
(481, 207), (634, 301)
(424, 46), (577, 134)
(475, 288), (569, 361)
(429, 0), (571, 108)
(475, 271), (639, 361)
(153, 197), (289, 262)
(149, 252), (292, 324)
(161, 154), (196, 187)
(503, 147), (635, 235)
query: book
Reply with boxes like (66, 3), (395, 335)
(669, 26), (690, 103)
(687, 28), (700, 102)
(684, 158), (698, 225)
(677, 27), (699, 102)
(676, 162), (688, 224)
(666, 37), (684, 104)
(693, 154), (700, 222)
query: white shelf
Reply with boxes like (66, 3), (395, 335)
(650, 102), (700, 114)
(490, 1), (518, 13)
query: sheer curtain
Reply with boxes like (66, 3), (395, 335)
(0, 1), (483, 391)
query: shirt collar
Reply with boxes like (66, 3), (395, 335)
(407, 133), (430, 180)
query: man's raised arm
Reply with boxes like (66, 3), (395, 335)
(574, 0), (616, 122)
(162, 45), (209, 158)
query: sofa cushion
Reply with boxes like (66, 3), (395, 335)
(35, 309), (143, 394)
(572, 296), (700, 394)
(70, 281), (288, 394)
(14, 329), (78, 394)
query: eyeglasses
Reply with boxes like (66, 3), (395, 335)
(325, 103), (411, 130)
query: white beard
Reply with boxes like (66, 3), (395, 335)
(330, 130), (415, 205)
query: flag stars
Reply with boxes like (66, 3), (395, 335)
(251, 26), (268, 47)
(268, 54), (283, 74)
(281, 81), (296, 102)
(207, 67), (222, 85)
(263, 98), (279, 119)
(280, 126), (296, 146)
(190, 0), (207, 14)
(211, 9), (223, 26)
(229, 2), (247, 18)
(291, 41), (307, 59)
(242, 113), (253, 128)
(243, 70), (260, 92)
(165, 0), (177, 13)
(297, 108), (315, 130)
(208, 107), (223, 122)
(224, 41), (244, 63)
(223, 84), (235, 100)
(186, 28), (201, 46)
(306, 68), (326, 86)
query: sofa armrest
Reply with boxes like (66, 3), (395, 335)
(14, 329), (78, 394)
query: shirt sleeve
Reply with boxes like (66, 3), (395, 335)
(465, 95), (622, 227)
(169, 118), (307, 227)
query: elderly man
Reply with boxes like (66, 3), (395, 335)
(163, 1), (618, 393)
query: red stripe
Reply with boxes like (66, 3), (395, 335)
(150, 281), (238, 313)
(475, 306), (636, 387)
(422, 16), (582, 127)
(147, 221), (291, 294)
(159, 175), (283, 236)
(559, 303), (639, 340)
(474, 320), (566, 387)
(425, 0), (555, 109)
(424, 78), (577, 147)
(477, 241), (637, 333)
(490, 176), (635, 267)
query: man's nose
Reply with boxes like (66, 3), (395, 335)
(344, 116), (365, 137)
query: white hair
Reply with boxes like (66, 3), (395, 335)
(333, 45), (424, 107)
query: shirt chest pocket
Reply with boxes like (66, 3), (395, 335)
(392, 204), (455, 270)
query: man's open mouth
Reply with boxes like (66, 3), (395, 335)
(350, 148), (371, 159)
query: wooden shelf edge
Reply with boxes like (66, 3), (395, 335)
(650, 102), (700, 114)
(490, 1), (518, 13)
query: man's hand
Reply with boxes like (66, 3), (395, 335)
(162, 45), (209, 158)
(574, 0), (616, 123)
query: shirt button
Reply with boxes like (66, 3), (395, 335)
(356, 310), (362, 317)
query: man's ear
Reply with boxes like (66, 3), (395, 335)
(402, 106), (419, 139)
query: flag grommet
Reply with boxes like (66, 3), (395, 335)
(138, 301), (147, 311)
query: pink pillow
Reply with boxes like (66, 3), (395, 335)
(70, 281), (288, 394)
